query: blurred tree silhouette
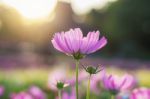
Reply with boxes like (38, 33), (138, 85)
(86, 0), (150, 59)
(0, 6), (23, 40)
(0, 0), (150, 59)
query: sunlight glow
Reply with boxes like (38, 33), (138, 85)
(71, 0), (117, 15)
(0, 20), (2, 30)
(1, 0), (57, 19)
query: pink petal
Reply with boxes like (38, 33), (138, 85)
(82, 32), (94, 53)
(85, 31), (100, 53)
(80, 37), (89, 54)
(87, 36), (107, 54)
(51, 35), (65, 53)
(52, 32), (73, 54)
(64, 29), (81, 53)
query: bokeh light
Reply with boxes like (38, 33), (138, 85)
(1, 0), (57, 19)
(71, 0), (117, 15)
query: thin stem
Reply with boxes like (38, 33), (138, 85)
(75, 60), (79, 99)
(86, 75), (91, 99)
(111, 95), (115, 99)
(58, 90), (62, 99)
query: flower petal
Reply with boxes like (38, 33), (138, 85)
(52, 32), (73, 54)
(87, 36), (107, 54)
(51, 33), (66, 53)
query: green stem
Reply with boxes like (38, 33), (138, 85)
(75, 60), (79, 99)
(58, 90), (62, 99)
(86, 75), (91, 99)
(111, 95), (115, 99)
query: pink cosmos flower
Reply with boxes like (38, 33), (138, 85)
(90, 70), (105, 94)
(67, 70), (88, 86)
(0, 86), (4, 96)
(117, 92), (130, 99)
(10, 92), (33, 99)
(56, 89), (76, 99)
(29, 86), (46, 99)
(51, 28), (107, 59)
(48, 69), (69, 91)
(102, 73), (136, 94)
(62, 90), (76, 99)
(130, 87), (150, 99)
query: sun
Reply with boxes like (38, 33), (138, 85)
(1, 0), (57, 19)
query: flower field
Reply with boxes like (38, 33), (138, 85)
(0, 66), (149, 99)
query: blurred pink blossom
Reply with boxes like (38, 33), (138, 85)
(62, 90), (76, 99)
(51, 28), (107, 58)
(117, 92), (130, 99)
(67, 70), (88, 86)
(10, 92), (33, 99)
(29, 86), (46, 99)
(130, 87), (150, 99)
(0, 86), (4, 96)
(102, 73), (136, 94)
(56, 89), (76, 99)
(90, 69), (105, 94)
(48, 69), (69, 91)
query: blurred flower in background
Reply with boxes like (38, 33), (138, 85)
(67, 70), (89, 86)
(56, 89), (76, 99)
(29, 86), (46, 99)
(48, 68), (69, 91)
(10, 92), (33, 99)
(90, 69), (105, 94)
(102, 73), (136, 94)
(0, 86), (4, 96)
(62, 89), (76, 99)
(130, 87), (150, 99)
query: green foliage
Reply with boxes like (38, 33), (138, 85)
(86, 0), (150, 59)
(0, 69), (150, 99)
